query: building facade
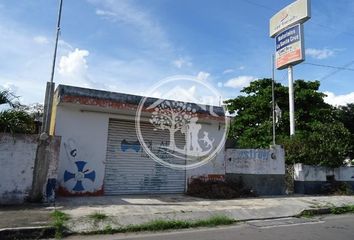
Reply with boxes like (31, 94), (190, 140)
(51, 85), (226, 196)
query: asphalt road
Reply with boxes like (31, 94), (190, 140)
(66, 214), (354, 240)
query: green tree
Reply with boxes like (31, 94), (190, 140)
(337, 103), (354, 159)
(225, 78), (351, 167)
(0, 89), (37, 134)
(0, 89), (20, 108)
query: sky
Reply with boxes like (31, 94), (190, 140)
(1, 0), (354, 106)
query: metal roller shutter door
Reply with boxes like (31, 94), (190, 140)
(104, 119), (186, 195)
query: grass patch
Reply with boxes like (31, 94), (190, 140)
(51, 210), (70, 239)
(89, 212), (108, 221)
(298, 210), (315, 218)
(298, 204), (354, 218)
(89, 215), (235, 235)
(330, 205), (354, 214)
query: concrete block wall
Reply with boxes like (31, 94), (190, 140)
(0, 134), (37, 204)
(294, 163), (354, 194)
(0, 134), (61, 204)
(224, 145), (286, 195)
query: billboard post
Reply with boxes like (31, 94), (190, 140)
(270, 0), (310, 137)
(288, 65), (295, 136)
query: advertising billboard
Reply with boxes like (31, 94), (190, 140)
(270, 0), (311, 38)
(275, 24), (304, 70)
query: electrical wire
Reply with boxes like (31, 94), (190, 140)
(303, 62), (354, 71)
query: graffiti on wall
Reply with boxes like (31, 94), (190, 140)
(225, 147), (285, 175)
(62, 138), (96, 192)
(234, 149), (269, 161)
(121, 139), (141, 152)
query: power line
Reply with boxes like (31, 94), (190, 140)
(318, 60), (354, 81)
(240, 0), (354, 39)
(241, 0), (274, 11)
(303, 62), (354, 71)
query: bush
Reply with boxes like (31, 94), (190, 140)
(282, 121), (351, 168)
(0, 109), (36, 134)
(187, 178), (256, 199)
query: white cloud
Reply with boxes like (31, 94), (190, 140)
(33, 36), (49, 44)
(95, 9), (115, 17)
(305, 48), (335, 60)
(224, 76), (256, 89)
(58, 48), (96, 88)
(196, 71), (210, 81)
(223, 66), (245, 74)
(173, 57), (192, 69)
(59, 48), (89, 76)
(223, 69), (234, 74)
(91, 0), (170, 50)
(324, 91), (354, 106)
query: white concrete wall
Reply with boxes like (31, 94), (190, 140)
(225, 145), (285, 175)
(55, 105), (229, 194)
(55, 105), (109, 195)
(0, 134), (37, 204)
(335, 167), (354, 181)
(294, 163), (354, 181)
(187, 120), (226, 181)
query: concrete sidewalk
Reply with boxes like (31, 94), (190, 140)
(1, 195), (354, 235)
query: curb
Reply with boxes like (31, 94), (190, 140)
(0, 226), (55, 240)
(0, 207), (342, 239)
(296, 208), (332, 217)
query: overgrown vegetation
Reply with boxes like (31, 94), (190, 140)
(330, 205), (354, 214)
(51, 210), (70, 239)
(299, 204), (354, 217)
(89, 212), (108, 221)
(225, 79), (353, 167)
(321, 181), (353, 195)
(187, 178), (256, 199)
(0, 89), (43, 134)
(88, 215), (235, 235)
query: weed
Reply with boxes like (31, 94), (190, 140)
(330, 205), (354, 214)
(51, 210), (70, 239)
(298, 210), (315, 218)
(102, 225), (114, 234)
(89, 212), (108, 221)
(87, 215), (236, 235)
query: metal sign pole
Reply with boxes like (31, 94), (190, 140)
(272, 54), (276, 145)
(288, 65), (295, 136)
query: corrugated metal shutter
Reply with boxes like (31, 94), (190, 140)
(104, 119), (186, 195)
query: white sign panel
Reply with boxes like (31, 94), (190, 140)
(270, 0), (311, 38)
(275, 24), (304, 70)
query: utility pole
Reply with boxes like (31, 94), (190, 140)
(42, 0), (63, 134)
(30, 0), (64, 202)
(272, 54), (276, 145)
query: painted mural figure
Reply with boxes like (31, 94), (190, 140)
(63, 138), (96, 192)
(185, 117), (202, 153)
(149, 100), (214, 158)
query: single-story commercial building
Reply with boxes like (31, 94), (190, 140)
(50, 85), (227, 196)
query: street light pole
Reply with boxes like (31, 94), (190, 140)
(42, 0), (63, 135)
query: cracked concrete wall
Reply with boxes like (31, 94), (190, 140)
(0, 134), (37, 204)
(0, 134), (61, 204)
